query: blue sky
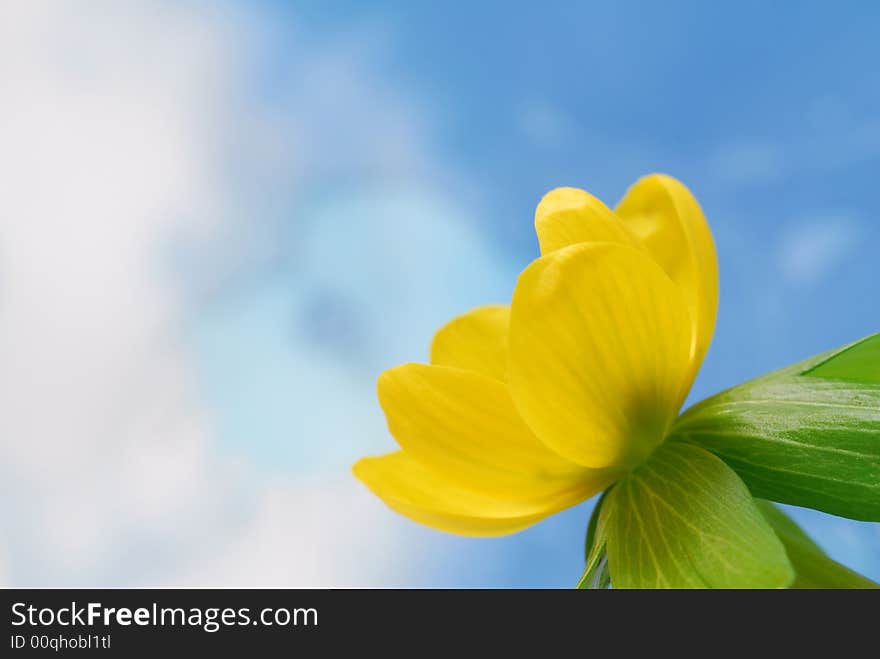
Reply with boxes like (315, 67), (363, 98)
(1, 1), (877, 586)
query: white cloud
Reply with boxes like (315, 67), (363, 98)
(514, 99), (579, 148)
(778, 214), (860, 286)
(710, 97), (880, 189)
(178, 478), (414, 587)
(0, 0), (478, 586)
(710, 141), (786, 186)
(0, 0), (233, 584)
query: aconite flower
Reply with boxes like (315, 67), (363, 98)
(353, 174), (718, 535)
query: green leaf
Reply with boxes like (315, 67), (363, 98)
(756, 500), (878, 589)
(575, 553), (610, 590)
(602, 442), (794, 588)
(576, 491), (611, 589)
(804, 333), (880, 383)
(670, 333), (880, 521)
(583, 490), (607, 562)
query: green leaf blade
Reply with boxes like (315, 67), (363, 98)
(756, 500), (878, 589)
(671, 333), (880, 521)
(603, 443), (794, 589)
(576, 491), (611, 589)
(804, 333), (880, 383)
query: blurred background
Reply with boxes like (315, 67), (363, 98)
(1, 0), (878, 586)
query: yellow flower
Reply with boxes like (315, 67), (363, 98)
(353, 174), (718, 536)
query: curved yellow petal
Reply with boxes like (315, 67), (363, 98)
(378, 363), (615, 500)
(509, 242), (694, 470)
(535, 187), (639, 255)
(430, 305), (510, 380)
(615, 174), (718, 379)
(353, 452), (597, 536)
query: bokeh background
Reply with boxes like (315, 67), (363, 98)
(1, 0), (878, 586)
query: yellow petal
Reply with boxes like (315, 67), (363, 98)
(430, 305), (509, 380)
(508, 242), (694, 470)
(535, 187), (639, 255)
(378, 363), (614, 500)
(353, 452), (596, 536)
(615, 174), (718, 379)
